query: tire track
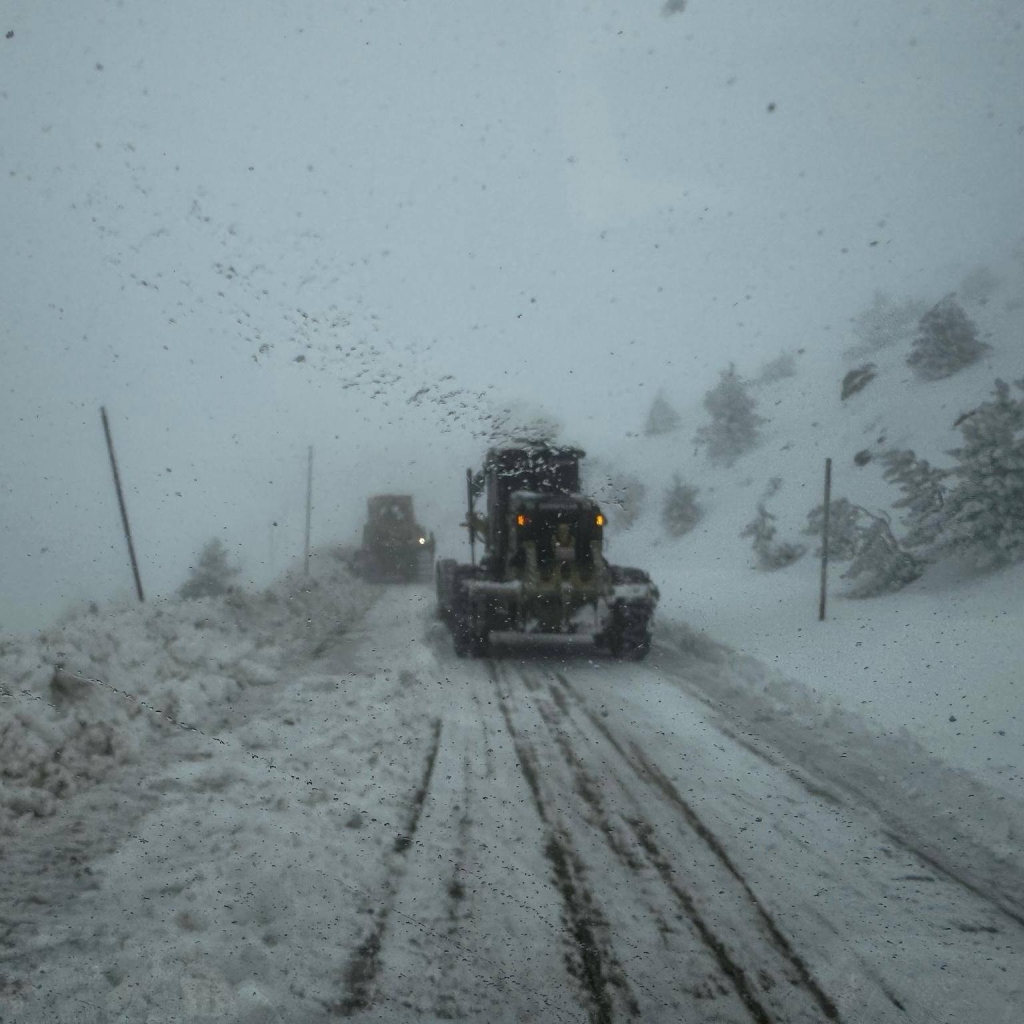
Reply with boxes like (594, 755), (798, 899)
(430, 753), (475, 1021)
(326, 717), (442, 1016)
(524, 672), (777, 1024)
(551, 671), (841, 1022)
(325, 689), (578, 1023)
(654, 636), (1024, 931)
(488, 662), (638, 1024)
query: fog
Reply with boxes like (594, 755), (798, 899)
(2, 0), (1022, 634)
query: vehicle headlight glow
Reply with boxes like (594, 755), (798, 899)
(418, 537), (426, 545)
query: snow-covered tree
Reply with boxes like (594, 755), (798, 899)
(846, 291), (926, 357)
(881, 449), (948, 550)
(695, 364), (764, 466)
(906, 295), (990, 381)
(958, 265), (1001, 306)
(643, 391), (681, 437)
(179, 538), (240, 600)
(585, 462), (646, 529)
(757, 351), (797, 384)
(840, 363), (877, 401)
(842, 512), (923, 597)
(936, 378), (1024, 567)
(802, 497), (868, 560)
(741, 504), (805, 570)
(662, 475), (702, 537)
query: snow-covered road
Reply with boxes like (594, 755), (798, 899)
(2, 586), (1021, 1023)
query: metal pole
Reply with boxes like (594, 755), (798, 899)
(303, 446), (313, 576)
(100, 406), (145, 602)
(466, 468), (476, 566)
(818, 457), (832, 622)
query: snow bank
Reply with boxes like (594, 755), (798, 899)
(0, 556), (374, 831)
(654, 618), (1024, 921)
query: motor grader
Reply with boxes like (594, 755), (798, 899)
(436, 445), (658, 658)
(353, 494), (435, 582)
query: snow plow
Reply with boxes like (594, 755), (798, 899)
(353, 495), (435, 583)
(436, 445), (658, 658)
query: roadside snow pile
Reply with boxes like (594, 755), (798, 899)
(7, 594), (452, 1024)
(0, 559), (373, 830)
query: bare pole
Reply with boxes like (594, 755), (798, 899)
(303, 445), (314, 576)
(818, 457), (832, 622)
(100, 406), (145, 602)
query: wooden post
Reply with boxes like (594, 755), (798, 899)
(303, 445), (313, 576)
(818, 457), (832, 621)
(100, 407), (145, 602)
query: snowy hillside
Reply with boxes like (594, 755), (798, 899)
(581, 272), (1024, 798)
(2, 334), (1022, 1019)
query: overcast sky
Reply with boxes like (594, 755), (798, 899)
(2, 0), (1022, 633)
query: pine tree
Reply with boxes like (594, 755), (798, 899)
(179, 538), (240, 599)
(644, 391), (681, 437)
(741, 504), (805, 570)
(802, 497), (867, 560)
(695, 364), (765, 466)
(880, 449), (948, 550)
(842, 512), (923, 597)
(936, 379), (1024, 567)
(662, 475), (702, 537)
(906, 295), (990, 381)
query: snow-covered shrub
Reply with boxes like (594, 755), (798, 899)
(935, 378), (1024, 567)
(802, 497), (868, 560)
(607, 472), (646, 528)
(842, 512), (923, 597)
(643, 391), (681, 437)
(179, 538), (240, 600)
(906, 295), (990, 381)
(661, 475), (702, 537)
(584, 460), (646, 529)
(694, 364), (765, 466)
(958, 265), (1001, 306)
(841, 363), (877, 401)
(845, 290), (926, 357)
(741, 504), (806, 570)
(757, 351), (797, 384)
(881, 449), (948, 550)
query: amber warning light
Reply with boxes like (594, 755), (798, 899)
(516, 514), (529, 527)
(595, 514), (605, 527)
